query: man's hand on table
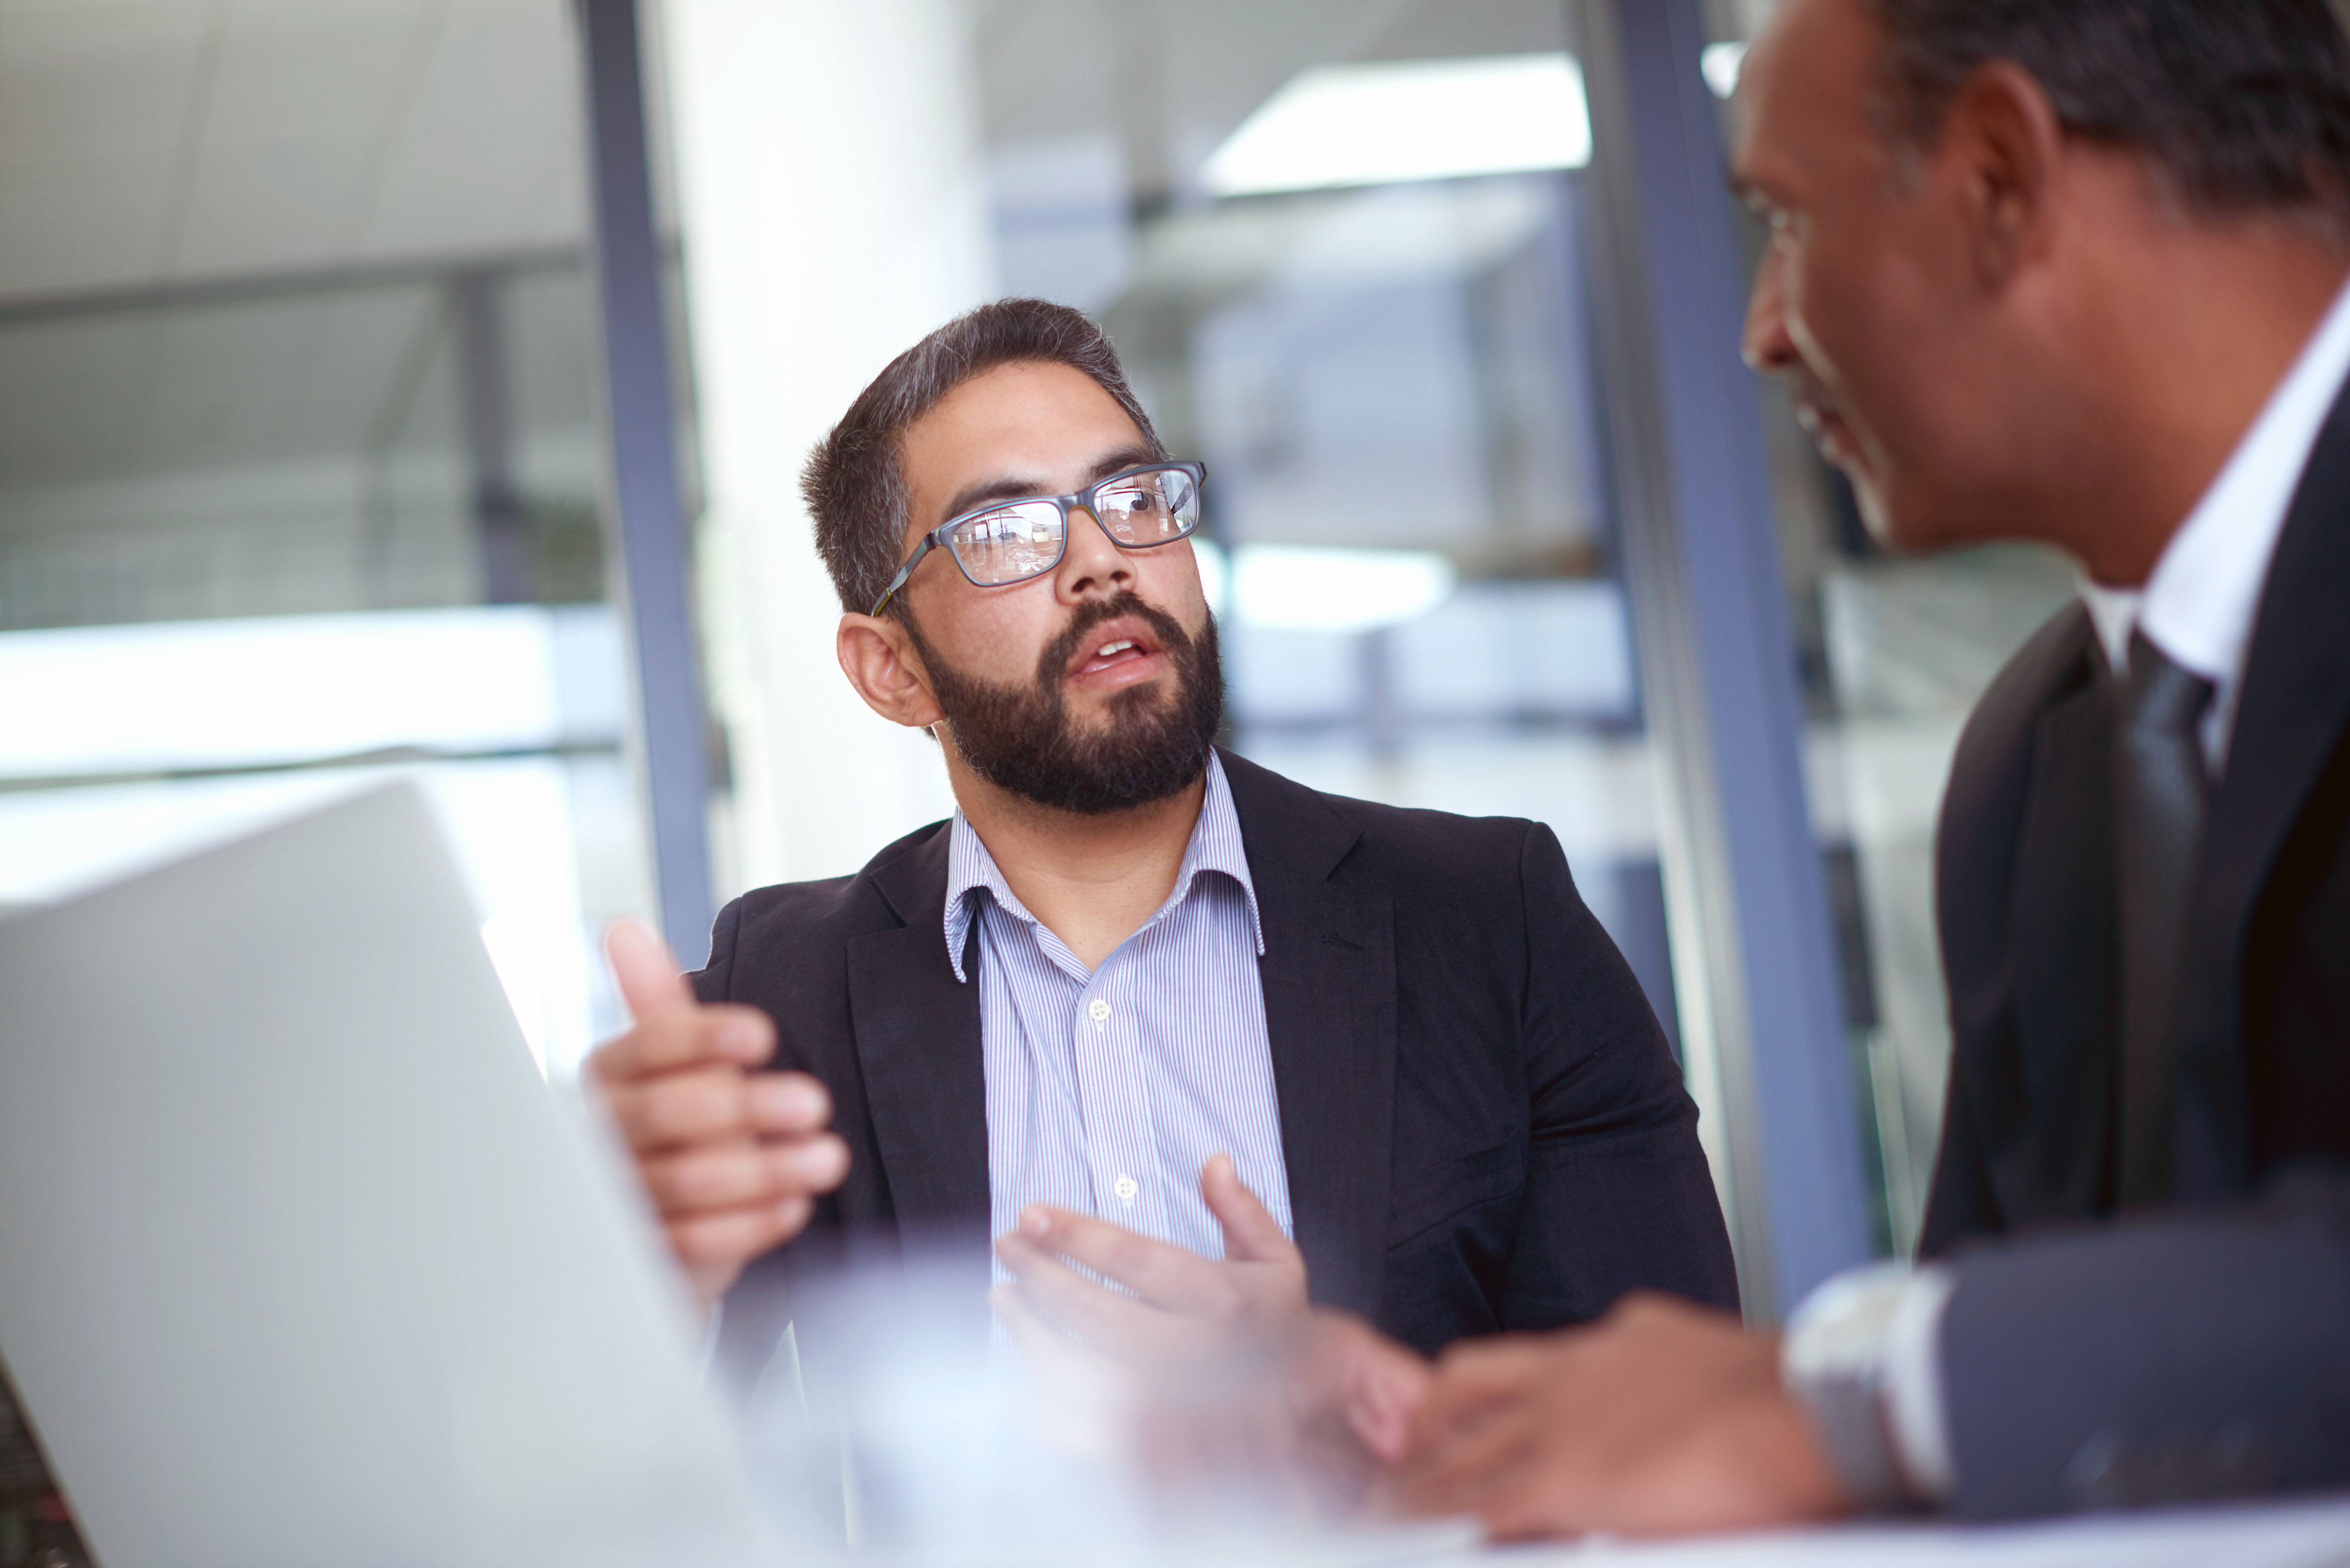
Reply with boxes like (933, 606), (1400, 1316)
(1398, 1292), (1851, 1540)
(587, 919), (849, 1310)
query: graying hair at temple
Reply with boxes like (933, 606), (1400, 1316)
(1868, 0), (2350, 230)
(800, 298), (1169, 618)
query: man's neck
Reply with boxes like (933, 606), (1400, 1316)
(945, 756), (1209, 973)
(2044, 222), (2350, 588)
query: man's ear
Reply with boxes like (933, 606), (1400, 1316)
(1939, 60), (2067, 292)
(837, 612), (946, 730)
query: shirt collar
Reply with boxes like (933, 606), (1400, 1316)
(941, 750), (1264, 981)
(2086, 274), (2350, 689)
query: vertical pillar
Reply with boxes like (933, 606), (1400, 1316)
(451, 269), (532, 606)
(1571, 0), (1873, 1319)
(574, 0), (715, 963)
(656, 0), (988, 893)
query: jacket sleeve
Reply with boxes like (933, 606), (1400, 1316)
(1498, 821), (1740, 1328)
(1940, 1173), (2350, 1518)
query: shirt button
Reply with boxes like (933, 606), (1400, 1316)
(1114, 1174), (1138, 1204)
(1087, 998), (1112, 1023)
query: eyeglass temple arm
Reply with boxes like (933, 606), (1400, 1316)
(869, 535), (935, 616)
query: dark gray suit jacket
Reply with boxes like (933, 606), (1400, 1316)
(1921, 387), (2350, 1517)
(693, 749), (1737, 1386)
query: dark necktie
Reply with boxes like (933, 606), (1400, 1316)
(2114, 630), (2216, 1208)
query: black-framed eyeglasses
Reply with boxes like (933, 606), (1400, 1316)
(869, 460), (1206, 616)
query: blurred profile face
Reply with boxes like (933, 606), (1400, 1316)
(891, 361), (1221, 813)
(1732, 0), (2006, 551)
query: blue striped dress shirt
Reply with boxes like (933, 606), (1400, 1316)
(943, 752), (1295, 1275)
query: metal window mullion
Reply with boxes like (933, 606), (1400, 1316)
(573, 0), (716, 964)
(1570, 0), (1873, 1321)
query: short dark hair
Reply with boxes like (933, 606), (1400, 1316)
(1868, 0), (2350, 227)
(801, 298), (1167, 616)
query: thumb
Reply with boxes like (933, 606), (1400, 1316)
(1202, 1152), (1292, 1265)
(604, 917), (693, 1023)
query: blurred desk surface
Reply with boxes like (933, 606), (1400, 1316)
(1479, 1495), (2350, 1566)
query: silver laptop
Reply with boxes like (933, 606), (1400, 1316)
(0, 783), (787, 1568)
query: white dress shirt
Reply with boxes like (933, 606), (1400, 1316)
(1786, 272), (2350, 1503)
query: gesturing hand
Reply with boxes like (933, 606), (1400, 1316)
(992, 1153), (1305, 1361)
(585, 919), (849, 1310)
(991, 1156), (1430, 1513)
(1398, 1292), (1850, 1540)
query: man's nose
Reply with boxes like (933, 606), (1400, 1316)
(1055, 504), (1137, 600)
(1741, 246), (1798, 374)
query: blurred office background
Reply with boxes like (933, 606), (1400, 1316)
(0, 0), (2098, 1343)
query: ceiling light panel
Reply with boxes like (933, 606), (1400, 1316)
(1202, 53), (1592, 198)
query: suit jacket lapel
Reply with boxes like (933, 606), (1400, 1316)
(1997, 659), (2123, 1223)
(845, 828), (990, 1242)
(2178, 391), (2350, 1193)
(1219, 750), (1399, 1319)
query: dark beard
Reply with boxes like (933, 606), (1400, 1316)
(903, 591), (1224, 815)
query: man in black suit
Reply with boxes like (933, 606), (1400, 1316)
(586, 298), (1735, 1388)
(1386, 0), (2350, 1537)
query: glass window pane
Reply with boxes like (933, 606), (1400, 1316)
(0, 2), (652, 1087)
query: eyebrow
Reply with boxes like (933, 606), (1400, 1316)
(934, 444), (1162, 527)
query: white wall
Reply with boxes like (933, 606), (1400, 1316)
(656, 0), (995, 896)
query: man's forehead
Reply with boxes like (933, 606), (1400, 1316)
(1731, 0), (1879, 194)
(901, 360), (1152, 528)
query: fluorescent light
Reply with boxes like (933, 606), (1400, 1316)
(1702, 42), (1748, 100)
(1202, 54), (1591, 197)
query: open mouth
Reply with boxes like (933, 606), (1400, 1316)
(1066, 616), (1166, 684)
(1795, 396), (1856, 464)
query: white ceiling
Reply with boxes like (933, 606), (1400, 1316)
(0, 0), (588, 305)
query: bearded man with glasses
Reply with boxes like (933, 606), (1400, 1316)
(586, 297), (1734, 1408)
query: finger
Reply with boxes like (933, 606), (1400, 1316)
(640, 1133), (850, 1212)
(667, 1194), (814, 1269)
(1015, 1204), (1234, 1314)
(1200, 1152), (1296, 1265)
(744, 1070), (831, 1136)
(1400, 1401), (1542, 1517)
(1476, 1460), (1591, 1543)
(606, 1067), (763, 1151)
(1409, 1337), (1557, 1441)
(995, 1232), (1177, 1354)
(605, 918), (695, 1022)
(1343, 1337), (1433, 1465)
(592, 1003), (773, 1085)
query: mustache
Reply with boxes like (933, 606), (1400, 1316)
(1033, 592), (1194, 691)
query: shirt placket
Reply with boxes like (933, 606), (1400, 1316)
(1068, 946), (1170, 1242)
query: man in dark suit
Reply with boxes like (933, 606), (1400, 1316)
(586, 298), (1736, 1389)
(1385, 0), (2350, 1538)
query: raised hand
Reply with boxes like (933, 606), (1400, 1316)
(585, 919), (849, 1310)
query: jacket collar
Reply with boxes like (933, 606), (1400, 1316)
(2176, 378), (2350, 1191)
(844, 749), (1399, 1319)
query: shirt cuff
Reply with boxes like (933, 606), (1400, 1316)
(1782, 1261), (1958, 1506)
(1883, 1264), (1957, 1499)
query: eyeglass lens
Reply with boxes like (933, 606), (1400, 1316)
(943, 466), (1200, 586)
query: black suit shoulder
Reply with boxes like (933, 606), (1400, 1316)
(1214, 747), (1551, 894)
(692, 820), (948, 1006)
